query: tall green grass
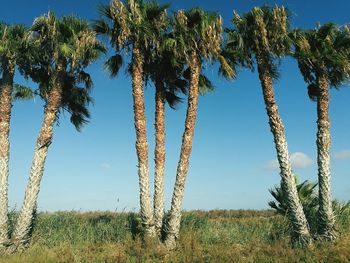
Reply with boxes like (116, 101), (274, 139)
(1, 210), (349, 262)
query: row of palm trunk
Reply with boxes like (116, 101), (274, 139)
(0, 1), (347, 253)
(116, 4), (345, 248)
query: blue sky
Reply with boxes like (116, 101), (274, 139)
(1, 0), (350, 211)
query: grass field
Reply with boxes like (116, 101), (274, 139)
(1, 210), (349, 262)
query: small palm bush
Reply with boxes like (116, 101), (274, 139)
(269, 176), (350, 237)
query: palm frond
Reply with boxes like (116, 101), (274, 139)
(104, 54), (123, 77)
(23, 12), (102, 130)
(92, 19), (110, 35)
(0, 23), (28, 73)
(77, 70), (93, 90)
(13, 84), (34, 100)
(293, 22), (350, 91)
(307, 83), (318, 101)
(164, 90), (183, 109)
(218, 54), (236, 79)
(229, 5), (292, 80)
(198, 74), (214, 95)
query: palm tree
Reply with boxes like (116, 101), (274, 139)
(0, 23), (28, 247)
(144, 28), (222, 238)
(142, 28), (190, 237)
(226, 6), (312, 245)
(95, 0), (169, 236)
(163, 8), (234, 249)
(292, 23), (350, 241)
(8, 12), (105, 252)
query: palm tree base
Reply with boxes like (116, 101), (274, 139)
(0, 242), (10, 255)
(144, 225), (156, 238)
(0, 233), (9, 248)
(155, 226), (162, 240)
(318, 226), (338, 242)
(0, 240), (27, 255)
(291, 232), (313, 248)
(164, 234), (176, 250)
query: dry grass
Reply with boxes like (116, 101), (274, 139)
(1, 210), (349, 262)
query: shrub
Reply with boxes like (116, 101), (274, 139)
(268, 176), (350, 237)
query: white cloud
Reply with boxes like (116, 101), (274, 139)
(265, 152), (313, 171)
(100, 162), (111, 169)
(334, 150), (350, 160)
(265, 159), (279, 171)
(290, 152), (313, 168)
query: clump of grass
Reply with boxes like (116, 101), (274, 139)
(30, 211), (132, 247)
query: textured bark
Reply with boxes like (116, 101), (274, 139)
(164, 54), (200, 249)
(10, 82), (62, 251)
(316, 75), (337, 241)
(131, 48), (155, 236)
(257, 57), (312, 246)
(153, 79), (165, 237)
(0, 67), (14, 247)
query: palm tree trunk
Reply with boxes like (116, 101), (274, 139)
(10, 84), (62, 251)
(316, 74), (336, 241)
(257, 59), (312, 246)
(153, 79), (165, 237)
(0, 68), (14, 247)
(164, 53), (200, 249)
(131, 47), (155, 236)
